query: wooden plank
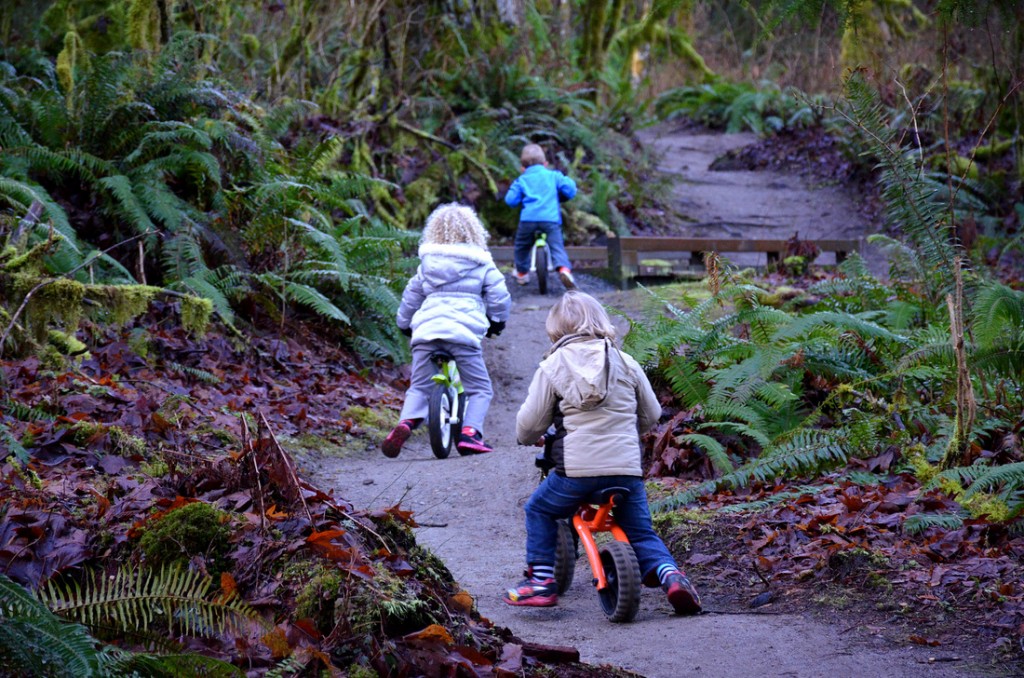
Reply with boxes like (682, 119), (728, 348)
(489, 245), (607, 264)
(617, 237), (859, 253)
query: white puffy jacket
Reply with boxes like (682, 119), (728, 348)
(396, 243), (511, 349)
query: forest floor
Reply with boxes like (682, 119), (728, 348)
(297, 125), (1020, 677)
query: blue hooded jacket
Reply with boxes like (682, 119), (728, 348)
(505, 165), (577, 224)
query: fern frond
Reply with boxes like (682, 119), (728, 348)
(717, 485), (825, 514)
(98, 174), (156, 234)
(0, 574), (102, 677)
(166, 362), (221, 385)
(903, 513), (965, 535)
(676, 432), (733, 475)
(662, 356), (710, 407)
(653, 429), (848, 511)
(960, 462), (1024, 501)
(40, 565), (257, 639)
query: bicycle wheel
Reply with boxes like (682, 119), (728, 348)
(427, 383), (457, 459)
(535, 244), (548, 295)
(553, 519), (577, 594)
(597, 541), (642, 623)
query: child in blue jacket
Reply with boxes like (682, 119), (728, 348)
(505, 144), (577, 289)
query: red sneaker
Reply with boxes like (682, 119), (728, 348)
(662, 572), (702, 615)
(381, 421), (412, 458)
(503, 577), (558, 607)
(457, 427), (493, 454)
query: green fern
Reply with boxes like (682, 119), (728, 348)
(0, 574), (102, 677)
(902, 513), (966, 535)
(166, 362), (221, 385)
(39, 565), (258, 639)
(960, 462), (1024, 505)
(1, 398), (57, 422)
(844, 74), (958, 293)
(675, 433), (733, 474)
(653, 429), (849, 512)
(1, 573), (243, 677)
(717, 485), (825, 514)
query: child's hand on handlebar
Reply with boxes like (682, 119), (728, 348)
(533, 435), (546, 447)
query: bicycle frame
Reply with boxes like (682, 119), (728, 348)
(573, 496), (630, 591)
(529, 232), (551, 273)
(430, 355), (463, 395)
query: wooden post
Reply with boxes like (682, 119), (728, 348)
(607, 234), (624, 289)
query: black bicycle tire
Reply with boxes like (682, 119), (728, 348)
(427, 384), (455, 459)
(553, 519), (577, 594)
(536, 244), (548, 295)
(597, 541), (642, 623)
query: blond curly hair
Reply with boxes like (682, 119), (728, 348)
(421, 203), (490, 249)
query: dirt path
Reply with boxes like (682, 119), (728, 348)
(304, 285), (975, 677)
(301, 130), (973, 676)
(635, 123), (883, 273)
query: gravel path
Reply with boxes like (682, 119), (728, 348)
(302, 128), (979, 677)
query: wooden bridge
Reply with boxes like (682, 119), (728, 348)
(491, 235), (862, 288)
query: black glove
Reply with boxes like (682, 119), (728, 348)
(400, 326), (412, 337)
(486, 320), (506, 338)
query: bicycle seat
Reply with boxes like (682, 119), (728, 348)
(586, 486), (630, 506)
(429, 351), (455, 363)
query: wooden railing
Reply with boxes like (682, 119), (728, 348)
(491, 236), (861, 287)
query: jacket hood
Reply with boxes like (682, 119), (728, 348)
(539, 335), (616, 410)
(417, 243), (494, 286)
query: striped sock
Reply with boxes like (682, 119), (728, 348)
(657, 563), (681, 585)
(530, 564), (555, 581)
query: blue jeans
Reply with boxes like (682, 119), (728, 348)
(514, 221), (570, 275)
(524, 473), (677, 582)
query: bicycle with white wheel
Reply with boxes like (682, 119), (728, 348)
(426, 351), (469, 459)
(528, 231), (553, 295)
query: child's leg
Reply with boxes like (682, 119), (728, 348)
(523, 473), (588, 565)
(446, 345), (492, 433)
(513, 222), (538, 275)
(383, 343), (437, 457)
(612, 476), (701, 614)
(540, 222), (571, 271)
(398, 343), (443, 422)
(601, 477), (677, 575)
(505, 473), (587, 606)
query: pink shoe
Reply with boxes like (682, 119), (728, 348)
(382, 421), (412, 458)
(457, 427), (493, 454)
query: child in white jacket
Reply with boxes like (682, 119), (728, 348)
(382, 203), (511, 457)
(504, 291), (701, 614)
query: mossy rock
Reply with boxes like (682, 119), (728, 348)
(138, 501), (232, 577)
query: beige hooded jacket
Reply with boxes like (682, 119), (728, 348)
(516, 334), (661, 477)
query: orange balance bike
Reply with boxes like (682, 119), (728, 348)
(535, 447), (643, 623)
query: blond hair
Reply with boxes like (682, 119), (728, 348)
(546, 290), (617, 342)
(520, 143), (547, 167)
(421, 203), (490, 249)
